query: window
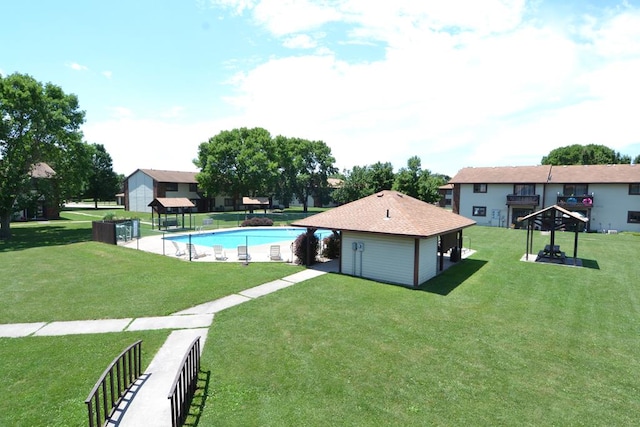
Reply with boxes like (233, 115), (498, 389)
(189, 183), (198, 192)
(164, 182), (178, 192)
(473, 183), (487, 193)
(630, 184), (640, 195)
(628, 211), (640, 223)
(513, 184), (535, 195)
(563, 184), (588, 196)
(224, 198), (235, 207)
(472, 206), (487, 216)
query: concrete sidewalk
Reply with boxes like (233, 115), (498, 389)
(0, 264), (333, 425)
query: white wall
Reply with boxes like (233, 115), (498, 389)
(419, 237), (438, 284)
(589, 184), (640, 232)
(459, 183), (510, 227)
(341, 231), (415, 286)
(460, 182), (640, 232)
(128, 171), (154, 213)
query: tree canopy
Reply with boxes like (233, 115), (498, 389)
(194, 127), (336, 211)
(541, 144), (632, 165)
(0, 73), (85, 239)
(392, 156), (445, 204)
(332, 158), (447, 205)
(331, 162), (394, 205)
(84, 143), (120, 208)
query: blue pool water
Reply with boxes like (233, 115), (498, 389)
(165, 227), (332, 249)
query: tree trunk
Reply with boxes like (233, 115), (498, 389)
(0, 213), (12, 240)
(94, 198), (98, 209)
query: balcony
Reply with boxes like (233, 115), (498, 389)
(557, 194), (594, 208)
(506, 194), (540, 206)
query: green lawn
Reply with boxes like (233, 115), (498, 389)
(1, 220), (639, 425)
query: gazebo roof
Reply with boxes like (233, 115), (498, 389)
(148, 197), (195, 208)
(520, 204), (589, 223)
(291, 190), (475, 238)
(242, 196), (269, 205)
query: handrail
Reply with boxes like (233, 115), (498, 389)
(85, 340), (142, 427)
(168, 336), (201, 427)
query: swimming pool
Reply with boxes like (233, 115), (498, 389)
(165, 227), (332, 249)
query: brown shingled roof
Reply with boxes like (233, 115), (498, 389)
(148, 197), (195, 208)
(449, 165), (552, 183)
(291, 190), (475, 238)
(449, 164), (640, 184)
(137, 169), (198, 183)
(29, 162), (56, 178)
(548, 164), (640, 183)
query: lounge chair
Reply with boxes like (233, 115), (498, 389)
(171, 241), (185, 257)
(237, 245), (250, 261)
(269, 245), (283, 261)
(186, 243), (206, 259)
(213, 245), (227, 261)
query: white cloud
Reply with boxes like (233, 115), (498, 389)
(87, 2), (640, 176)
(0, 68), (5, 77)
(209, 1), (640, 175)
(102, 70), (113, 79)
(282, 34), (318, 49)
(67, 62), (89, 71)
(161, 106), (186, 119)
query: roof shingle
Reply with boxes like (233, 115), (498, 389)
(291, 190), (475, 238)
(449, 164), (640, 184)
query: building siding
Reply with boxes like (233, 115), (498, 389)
(457, 181), (640, 232)
(128, 171), (154, 213)
(341, 231), (415, 286)
(419, 237), (438, 284)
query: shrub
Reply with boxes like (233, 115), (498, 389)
(293, 231), (320, 265)
(241, 216), (274, 227)
(322, 232), (340, 259)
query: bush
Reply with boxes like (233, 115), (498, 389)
(241, 217), (274, 227)
(293, 231), (320, 265)
(322, 232), (340, 259)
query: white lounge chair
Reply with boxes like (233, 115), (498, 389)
(186, 243), (206, 259)
(213, 245), (227, 261)
(237, 245), (250, 261)
(269, 245), (283, 261)
(171, 241), (185, 257)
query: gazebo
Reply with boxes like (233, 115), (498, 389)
(291, 190), (476, 288)
(520, 204), (589, 266)
(148, 198), (195, 230)
(243, 196), (270, 214)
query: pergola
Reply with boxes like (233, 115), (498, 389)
(521, 204), (589, 266)
(148, 197), (195, 230)
(243, 196), (269, 214)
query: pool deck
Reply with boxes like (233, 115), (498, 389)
(121, 228), (300, 263)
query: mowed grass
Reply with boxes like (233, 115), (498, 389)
(2, 221), (640, 425)
(0, 331), (169, 427)
(200, 227), (640, 426)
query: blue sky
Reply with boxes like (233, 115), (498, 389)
(2, 0), (640, 176)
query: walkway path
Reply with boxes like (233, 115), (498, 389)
(0, 266), (332, 426)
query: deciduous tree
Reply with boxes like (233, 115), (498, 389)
(541, 144), (631, 165)
(0, 73), (85, 239)
(393, 156), (443, 203)
(84, 143), (120, 208)
(194, 127), (279, 210)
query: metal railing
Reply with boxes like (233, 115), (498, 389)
(168, 336), (201, 427)
(85, 340), (143, 427)
(506, 194), (540, 206)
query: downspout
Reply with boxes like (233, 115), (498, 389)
(413, 238), (420, 288)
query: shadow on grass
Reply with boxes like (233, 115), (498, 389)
(580, 258), (600, 269)
(185, 370), (211, 427)
(0, 225), (92, 252)
(418, 258), (488, 296)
